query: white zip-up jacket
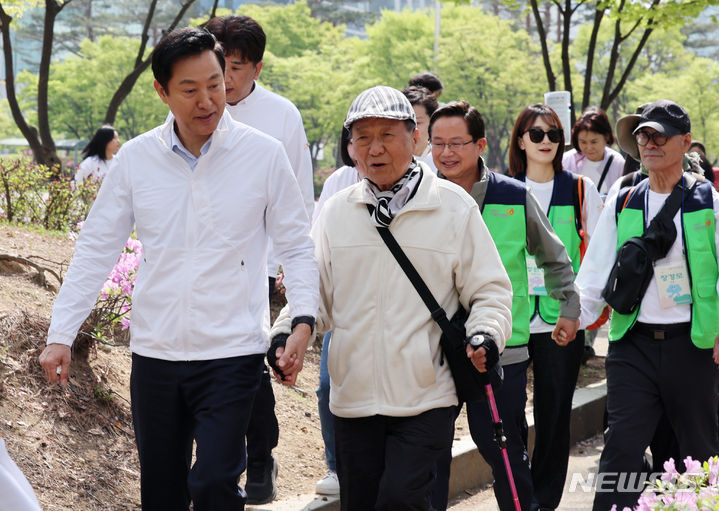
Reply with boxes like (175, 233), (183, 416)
(226, 83), (315, 277)
(48, 111), (319, 361)
(272, 166), (513, 418)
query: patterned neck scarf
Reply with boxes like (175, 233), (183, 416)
(364, 161), (422, 228)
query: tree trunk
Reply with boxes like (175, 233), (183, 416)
(37, 0), (68, 174)
(581, 7), (605, 111)
(560, 0), (574, 124)
(529, 0), (556, 91)
(0, 4), (60, 168)
(103, 0), (212, 126)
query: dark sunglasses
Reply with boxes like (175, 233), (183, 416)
(525, 127), (562, 144)
(635, 130), (668, 147)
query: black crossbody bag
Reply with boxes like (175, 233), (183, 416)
(602, 174), (697, 314)
(372, 221), (502, 403)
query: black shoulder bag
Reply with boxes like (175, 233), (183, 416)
(602, 175), (696, 314)
(372, 220), (502, 403)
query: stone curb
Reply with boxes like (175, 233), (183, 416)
(263, 380), (607, 511)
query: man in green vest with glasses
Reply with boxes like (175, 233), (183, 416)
(429, 100), (580, 511)
(577, 99), (719, 511)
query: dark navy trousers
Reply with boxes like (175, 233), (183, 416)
(130, 352), (264, 511)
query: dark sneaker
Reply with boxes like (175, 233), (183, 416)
(245, 455), (278, 505)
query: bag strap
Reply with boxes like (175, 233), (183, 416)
(572, 174), (588, 261)
(596, 155), (614, 192)
(368, 205), (455, 336)
(648, 173), (698, 233)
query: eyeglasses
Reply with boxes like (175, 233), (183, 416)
(635, 130), (668, 147)
(524, 127), (562, 144)
(431, 140), (474, 152)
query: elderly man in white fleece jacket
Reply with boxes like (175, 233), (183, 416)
(270, 85), (513, 511)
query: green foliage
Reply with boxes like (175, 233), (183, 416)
(241, 1), (333, 59)
(0, 100), (23, 139)
(361, 9), (436, 87)
(437, 4), (545, 171)
(0, 158), (99, 231)
(17, 36), (166, 141)
(624, 54), (719, 160)
(239, 1), (367, 167)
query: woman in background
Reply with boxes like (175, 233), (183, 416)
(509, 104), (603, 511)
(75, 126), (121, 184)
(563, 107), (625, 196)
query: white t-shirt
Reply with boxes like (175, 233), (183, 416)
(75, 155), (111, 183)
(525, 175), (603, 332)
(635, 190), (690, 324)
(313, 165), (361, 223)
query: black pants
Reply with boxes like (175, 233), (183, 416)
(528, 330), (584, 510)
(245, 365), (279, 467)
(335, 407), (455, 511)
(428, 405), (460, 511)
(130, 353), (264, 511)
(592, 325), (719, 511)
(244, 277), (281, 470)
(468, 360), (533, 511)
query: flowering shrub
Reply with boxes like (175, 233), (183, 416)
(0, 157), (100, 231)
(73, 222), (142, 348)
(612, 456), (719, 511)
(98, 235), (142, 333)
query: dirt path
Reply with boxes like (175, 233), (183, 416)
(0, 223), (605, 510)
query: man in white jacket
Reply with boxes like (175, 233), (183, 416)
(270, 86), (512, 511)
(38, 28), (318, 511)
(203, 16), (315, 503)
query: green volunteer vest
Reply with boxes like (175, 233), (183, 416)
(480, 172), (529, 347)
(609, 178), (719, 348)
(519, 171), (582, 325)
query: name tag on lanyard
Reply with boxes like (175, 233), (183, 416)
(644, 190), (691, 309)
(654, 260), (692, 308)
(526, 256), (547, 296)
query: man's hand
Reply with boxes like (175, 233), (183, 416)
(466, 344), (488, 373)
(39, 343), (71, 386)
(552, 317), (580, 346)
(713, 335), (719, 367)
(275, 274), (285, 295)
(274, 324), (312, 386)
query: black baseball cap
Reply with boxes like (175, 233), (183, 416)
(616, 100), (691, 160)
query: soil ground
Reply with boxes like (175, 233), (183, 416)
(0, 222), (605, 510)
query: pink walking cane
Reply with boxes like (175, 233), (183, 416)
(484, 381), (522, 511)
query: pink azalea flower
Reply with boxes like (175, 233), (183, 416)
(708, 457), (719, 486)
(683, 456), (702, 476)
(662, 458), (679, 482)
(120, 317), (131, 330)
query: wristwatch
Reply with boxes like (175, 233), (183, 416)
(291, 315), (315, 332)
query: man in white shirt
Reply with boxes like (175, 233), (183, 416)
(38, 27), (318, 511)
(402, 85), (438, 173)
(577, 100), (719, 511)
(204, 14), (315, 505)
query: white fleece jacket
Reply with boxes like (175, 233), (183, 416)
(272, 166), (512, 418)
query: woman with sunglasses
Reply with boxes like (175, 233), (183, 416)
(508, 104), (603, 511)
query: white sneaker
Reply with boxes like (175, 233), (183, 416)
(315, 471), (340, 495)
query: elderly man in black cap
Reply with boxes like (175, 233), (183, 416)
(576, 99), (719, 511)
(270, 85), (513, 511)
